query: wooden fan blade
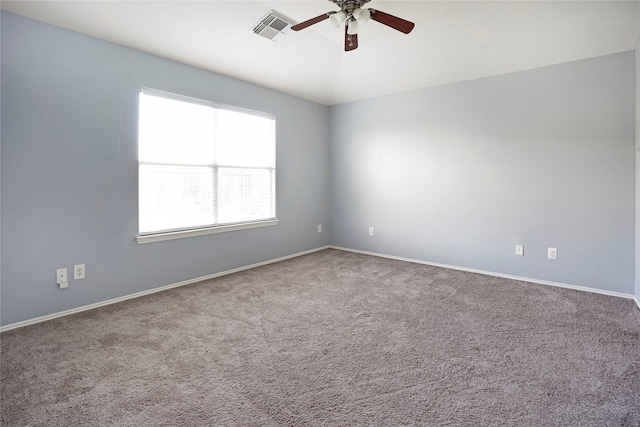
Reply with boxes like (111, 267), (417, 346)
(369, 9), (415, 34)
(345, 26), (358, 51)
(291, 13), (331, 31)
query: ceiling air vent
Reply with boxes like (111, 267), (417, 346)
(252, 10), (294, 41)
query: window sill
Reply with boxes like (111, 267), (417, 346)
(136, 219), (279, 244)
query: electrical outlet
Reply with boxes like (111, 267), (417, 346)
(548, 247), (557, 260)
(317, 224), (322, 233)
(74, 264), (86, 280)
(369, 227), (374, 236)
(515, 245), (524, 256)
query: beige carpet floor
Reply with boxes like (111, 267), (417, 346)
(1, 248), (639, 426)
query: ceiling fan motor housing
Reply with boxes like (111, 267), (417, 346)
(331, 0), (371, 18)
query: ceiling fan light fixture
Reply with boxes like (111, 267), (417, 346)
(347, 18), (359, 35)
(291, 0), (415, 52)
(353, 8), (370, 24)
(330, 11), (347, 28)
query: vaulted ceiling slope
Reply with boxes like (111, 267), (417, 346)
(2, 1), (639, 105)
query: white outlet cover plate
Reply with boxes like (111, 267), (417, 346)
(515, 245), (524, 256)
(74, 264), (86, 280)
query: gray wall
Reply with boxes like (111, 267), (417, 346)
(636, 24), (640, 303)
(2, 11), (638, 327)
(330, 51), (636, 295)
(0, 12), (331, 326)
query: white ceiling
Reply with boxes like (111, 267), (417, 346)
(2, 1), (639, 105)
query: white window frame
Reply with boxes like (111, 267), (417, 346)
(136, 88), (278, 244)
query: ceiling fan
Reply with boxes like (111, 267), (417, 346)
(291, 0), (415, 52)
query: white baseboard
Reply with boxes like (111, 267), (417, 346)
(0, 246), (330, 333)
(330, 246), (636, 301)
(3, 245), (635, 332)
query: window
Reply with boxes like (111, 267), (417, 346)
(137, 88), (276, 243)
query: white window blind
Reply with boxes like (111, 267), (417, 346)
(138, 88), (276, 235)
